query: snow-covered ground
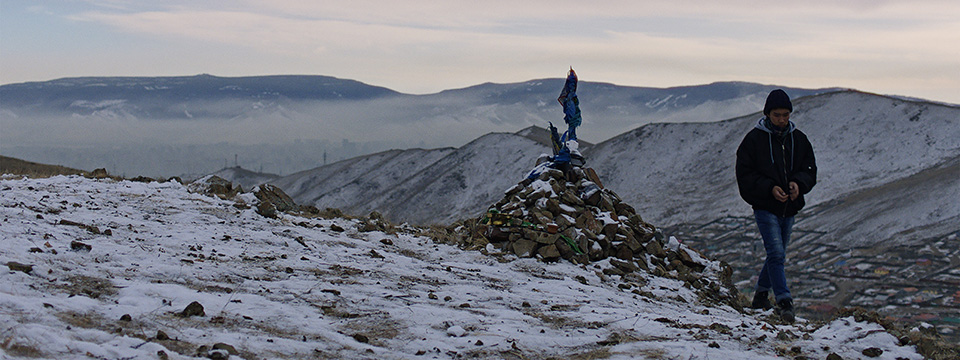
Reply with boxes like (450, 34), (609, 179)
(1, 175), (926, 359)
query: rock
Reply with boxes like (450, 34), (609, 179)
(512, 239), (538, 258)
(534, 232), (557, 245)
(861, 348), (883, 357)
(561, 189), (583, 206)
(555, 238), (575, 260)
(626, 214), (644, 227)
(646, 240), (666, 257)
(599, 195), (615, 212)
(212, 343), (239, 355)
(555, 213), (574, 229)
(826, 353), (843, 360)
(601, 222), (619, 240)
(575, 212), (598, 233)
(352, 333), (369, 343)
(634, 257), (650, 272)
(538, 244), (561, 259)
(256, 201), (278, 219)
(614, 245), (633, 260)
(486, 227), (510, 242)
(615, 202), (636, 216)
(504, 184), (523, 197)
(446, 326), (467, 337)
(87, 168), (110, 179)
(602, 267), (626, 276)
(610, 258), (638, 273)
(207, 350), (229, 360)
(622, 233), (643, 252)
(129, 175), (155, 183)
(582, 189), (602, 207)
(255, 184), (298, 215)
(70, 241), (92, 252)
(189, 175), (239, 198)
(545, 199), (563, 217)
(6, 261), (33, 274)
(120, 314), (132, 322)
(156, 330), (170, 341)
(181, 301), (205, 317)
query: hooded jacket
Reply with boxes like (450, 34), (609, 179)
(736, 117), (817, 217)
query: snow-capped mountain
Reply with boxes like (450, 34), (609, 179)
(587, 91), (960, 237)
(0, 174), (937, 359)
(0, 75), (837, 177)
(268, 90), (960, 248)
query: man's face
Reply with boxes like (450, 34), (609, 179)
(769, 109), (791, 128)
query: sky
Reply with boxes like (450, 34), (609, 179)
(1, 0), (959, 104)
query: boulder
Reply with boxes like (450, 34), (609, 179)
(538, 244), (561, 259)
(188, 176), (241, 198)
(512, 239), (538, 258)
(254, 184), (297, 214)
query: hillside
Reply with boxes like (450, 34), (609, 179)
(272, 90), (960, 243)
(587, 91), (960, 229)
(258, 91), (960, 340)
(0, 175), (939, 359)
(797, 154), (960, 248)
(272, 148), (457, 216)
(0, 155), (86, 177)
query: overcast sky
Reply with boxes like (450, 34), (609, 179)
(2, 0), (959, 104)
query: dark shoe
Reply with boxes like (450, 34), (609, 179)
(777, 299), (795, 323)
(751, 291), (773, 310)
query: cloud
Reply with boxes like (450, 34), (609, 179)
(13, 1), (960, 103)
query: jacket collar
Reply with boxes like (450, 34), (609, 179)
(755, 116), (795, 136)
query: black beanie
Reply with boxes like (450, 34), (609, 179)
(763, 89), (793, 115)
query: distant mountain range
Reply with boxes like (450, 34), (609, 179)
(1, 75), (839, 177)
(249, 91), (959, 252)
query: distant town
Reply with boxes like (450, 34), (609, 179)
(668, 217), (960, 344)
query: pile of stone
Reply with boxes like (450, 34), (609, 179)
(471, 161), (738, 308)
(481, 165), (659, 265)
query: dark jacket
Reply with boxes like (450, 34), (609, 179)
(736, 118), (817, 217)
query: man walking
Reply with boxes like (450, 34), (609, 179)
(736, 89), (817, 323)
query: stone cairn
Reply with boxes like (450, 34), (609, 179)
(482, 164), (658, 266)
(469, 157), (737, 308)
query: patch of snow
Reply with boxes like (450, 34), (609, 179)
(0, 176), (926, 359)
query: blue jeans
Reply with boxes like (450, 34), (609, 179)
(754, 209), (794, 303)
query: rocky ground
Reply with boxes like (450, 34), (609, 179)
(0, 172), (954, 359)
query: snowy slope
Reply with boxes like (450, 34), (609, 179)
(0, 175), (927, 359)
(587, 91), (960, 228)
(796, 154), (960, 247)
(273, 90), (960, 246)
(357, 133), (552, 225)
(272, 148), (456, 215)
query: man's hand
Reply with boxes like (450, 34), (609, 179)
(788, 181), (800, 201)
(772, 186), (789, 202)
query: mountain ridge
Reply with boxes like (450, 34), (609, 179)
(263, 90), (960, 243)
(0, 74), (848, 176)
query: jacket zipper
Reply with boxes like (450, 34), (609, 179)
(781, 142), (789, 218)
